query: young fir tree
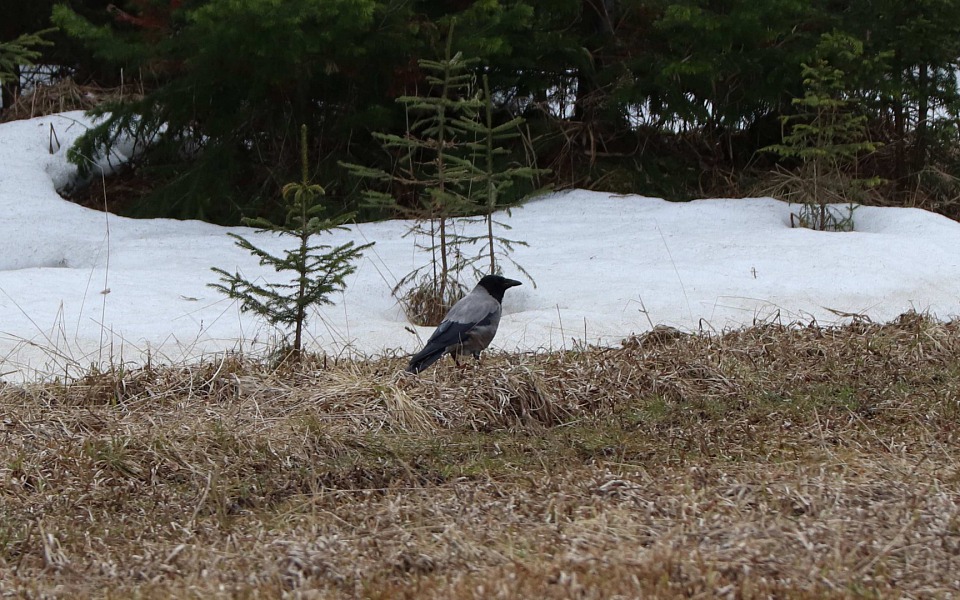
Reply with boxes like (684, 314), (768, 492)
(764, 33), (881, 231)
(457, 73), (546, 280)
(343, 24), (484, 325)
(0, 29), (54, 109)
(211, 125), (371, 358)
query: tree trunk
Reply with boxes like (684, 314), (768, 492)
(893, 95), (906, 194)
(914, 63), (929, 174)
(573, 0), (616, 122)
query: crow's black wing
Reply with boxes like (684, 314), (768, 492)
(406, 314), (494, 373)
(406, 286), (501, 374)
(423, 317), (485, 350)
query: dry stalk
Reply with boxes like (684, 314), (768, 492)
(1, 312), (960, 598)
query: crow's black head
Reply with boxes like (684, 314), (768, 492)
(477, 275), (522, 303)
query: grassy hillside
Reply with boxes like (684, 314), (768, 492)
(2, 313), (959, 598)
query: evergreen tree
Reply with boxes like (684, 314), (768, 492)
(458, 73), (546, 280)
(51, 0), (413, 224)
(343, 24), (484, 325)
(763, 33), (881, 231)
(43, 0), (960, 221)
(210, 125), (372, 358)
(49, 0), (552, 224)
(0, 29), (54, 110)
(843, 0), (960, 197)
(643, 0), (816, 146)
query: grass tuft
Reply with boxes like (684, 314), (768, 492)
(2, 311), (960, 597)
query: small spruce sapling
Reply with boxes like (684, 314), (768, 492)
(0, 30), (54, 79)
(763, 33), (882, 231)
(0, 29), (54, 108)
(458, 73), (547, 280)
(211, 125), (372, 358)
(342, 23), (483, 325)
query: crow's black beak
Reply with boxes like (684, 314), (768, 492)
(505, 278), (522, 288)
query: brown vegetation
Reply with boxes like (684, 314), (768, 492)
(2, 313), (959, 598)
(0, 78), (139, 123)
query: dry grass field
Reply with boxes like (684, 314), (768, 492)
(2, 312), (960, 598)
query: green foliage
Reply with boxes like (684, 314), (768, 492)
(3, 1), (113, 87)
(210, 125), (372, 357)
(458, 73), (546, 280)
(845, 0), (960, 179)
(0, 27), (55, 112)
(763, 33), (882, 231)
(53, 0), (403, 223)
(768, 35), (880, 162)
(343, 23), (485, 324)
(31, 0), (960, 220)
(0, 29), (54, 81)
(50, 4), (145, 69)
(344, 23), (545, 324)
(644, 0), (816, 131)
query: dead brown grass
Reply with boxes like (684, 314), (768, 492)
(0, 77), (141, 123)
(398, 275), (467, 327)
(2, 312), (960, 598)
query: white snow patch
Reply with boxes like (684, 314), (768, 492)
(0, 112), (958, 380)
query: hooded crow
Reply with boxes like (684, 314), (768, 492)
(406, 275), (522, 374)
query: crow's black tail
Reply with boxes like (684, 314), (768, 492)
(405, 344), (447, 374)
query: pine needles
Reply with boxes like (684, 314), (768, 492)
(210, 125), (371, 358)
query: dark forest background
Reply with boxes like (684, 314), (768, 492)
(4, 0), (960, 225)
